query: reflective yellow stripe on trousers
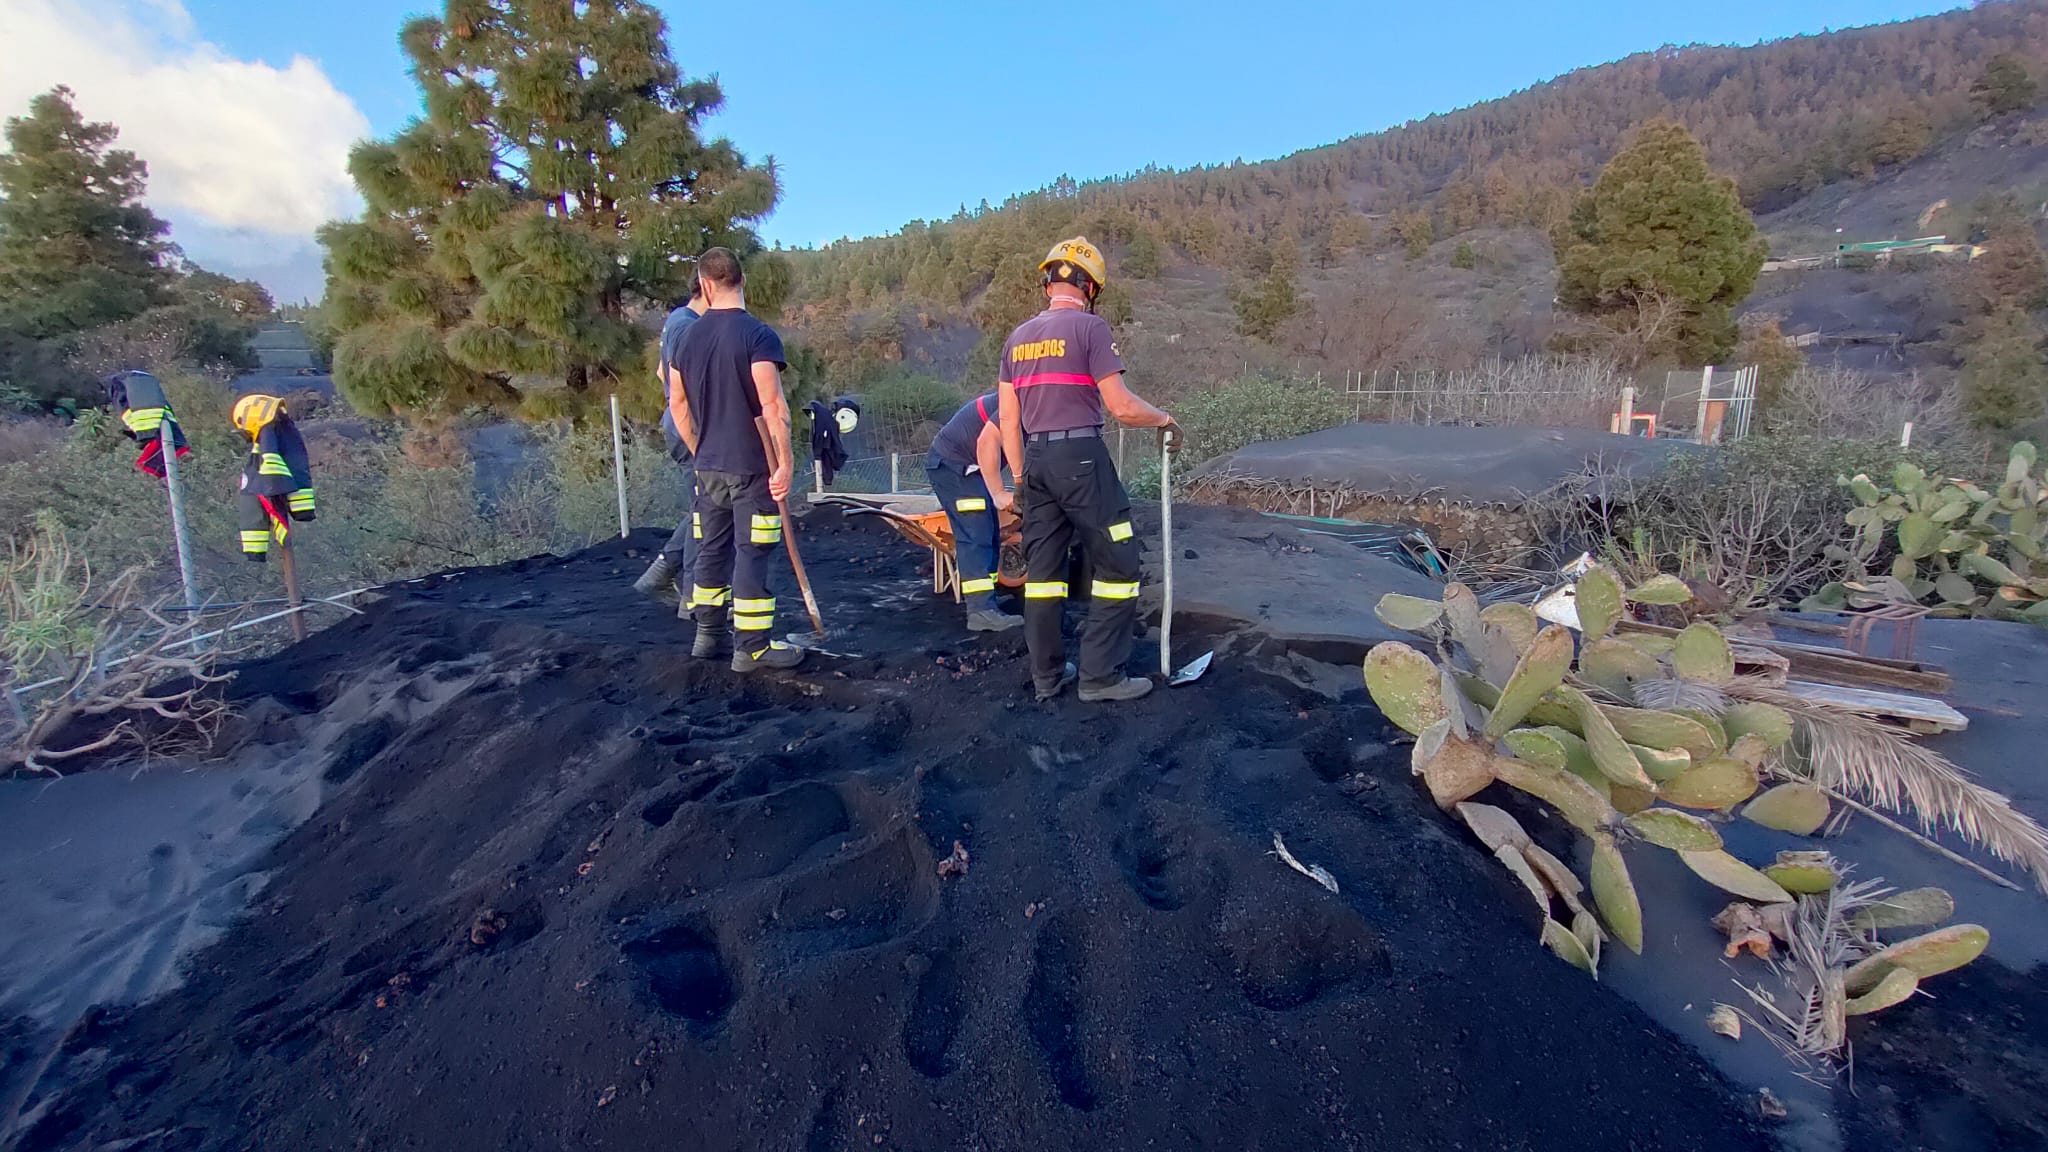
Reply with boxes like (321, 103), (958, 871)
(692, 586), (731, 607)
(960, 577), (996, 595)
(239, 530), (271, 554)
(1025, 581), (1068, 600)
(1107, 521), (1134, 542)
(734, 596), (776, 630)
(1091, 580), (1140, 600)
(955, 497), (987, 513)
(750, 513), (782, 545)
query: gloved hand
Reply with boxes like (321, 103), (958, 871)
(1160, 420), (1183, 455)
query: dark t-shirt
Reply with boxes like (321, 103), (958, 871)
(998, 307), (1124, 434)
(658, 305), (700, 460)
(931, 392), (998, 469)
(676, 308), (787, 475)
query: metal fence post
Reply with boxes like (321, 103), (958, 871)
(1900, 421), (1915, 448)
(814, 460), (825, 494)
(890, 452), (900, 493)
(610, 393), (629, 538)
(1696, 365), (1715, 444)
(158, 414), (200, 609)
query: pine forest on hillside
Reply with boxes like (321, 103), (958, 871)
(783, 0), (2048, 404)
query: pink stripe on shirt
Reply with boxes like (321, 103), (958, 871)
(1013, 372), (1096, 388)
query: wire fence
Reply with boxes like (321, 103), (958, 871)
(1337, 358), (1634, 429)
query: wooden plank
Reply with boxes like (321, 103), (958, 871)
(1729, 644), (1790, 686)
(1778, 680), (1969, 734)
(1616, 620), (1951, 695)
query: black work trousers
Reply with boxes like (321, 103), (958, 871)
(1021, 435), (1141, 690)
(690, 470), (781, 653)
(926, 455), (1000, 612)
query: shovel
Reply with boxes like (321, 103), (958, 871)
(1158, 425), (1212, 686)
(755, 415), (828, 643)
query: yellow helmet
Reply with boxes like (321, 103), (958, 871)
(232, 393), (283, 436)
(1038, 236), (1107, 297)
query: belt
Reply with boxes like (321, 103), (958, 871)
(1025, 427), (1102, 442)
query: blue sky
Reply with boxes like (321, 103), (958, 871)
(3, 1), (1967, 297)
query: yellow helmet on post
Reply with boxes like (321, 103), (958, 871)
(1038, 236), (1108, 299)
(232, 394), (283, 436)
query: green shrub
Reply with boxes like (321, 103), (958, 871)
(1534, 433), (1975, 609)
(1172, 372), (1351, 467)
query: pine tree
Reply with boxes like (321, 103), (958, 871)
(0, 87), (172, 344)
(1554, 120), (1766, 364)
(1961, 306), (2048, 436)
(318, 0), (782, 420)
(1972, 53), (2038, 119)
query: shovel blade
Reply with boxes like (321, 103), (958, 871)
(1168, 650), (1214, 686)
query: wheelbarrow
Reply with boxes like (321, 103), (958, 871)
(815, 494), (1026, 602)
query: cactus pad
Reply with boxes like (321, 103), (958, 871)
(1374, 592), (1445, 633)
(1493, 755), (1619, 837)
(1844, 968), (1919, 1016)
(1625, 574), (1694, 605)
(1671, 622), (1736, 685)
(1484, 625), (1575, 739)
(1543, 917), (1598, 975)
(1742, 783), (1831, 835)
(1456, 802), (1531, 853)
(1679, 850), (1795, 903)
(1632, 743), (1693, 783)
(1658, 756), (1761, 810)
(1579, 638), (1661, 700)
(1844, 924), (1990, 994)
(1503, 728), (1568, 772)
(1561, 687), (1657, 790)
(1364, 642), (1448, 736)
(1762, 850), (1839, 894)
(1848, 887), (1955, 931)
(1591, 834), (1643, 954)
(1721, 701), (1794, 751)
(1576, 566), (1625, 641)
(1624, 808), (1724, 851)
(1480, 602), (1541, 652)
(1598, 705), (1722, 761)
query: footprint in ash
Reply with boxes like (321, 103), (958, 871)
(1022, 913), (1101, 1111)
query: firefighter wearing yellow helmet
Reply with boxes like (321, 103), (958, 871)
(231, 393), (316, 561)
(996, 237), (1179, 704)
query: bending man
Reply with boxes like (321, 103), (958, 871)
(926, 390), (1022, 632)
(669, 247), (805, 672)
(998, 237), (1176, 703)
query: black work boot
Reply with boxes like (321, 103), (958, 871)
(1034, 662), (1078, 701)
(691, 618), (731, 659)
(1079, 675), (1154, 703)
(634, 554), (683, 602)
(967, 608), (1024, 632)
(732, 641), (805, 673)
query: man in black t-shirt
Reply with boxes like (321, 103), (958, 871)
(668, 248), (805, 672)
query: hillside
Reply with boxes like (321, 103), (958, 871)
(783, 0), (2048, 391)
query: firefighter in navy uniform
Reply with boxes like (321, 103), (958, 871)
(105, 370), (190, 477)
(997, 238), (1178, 703)
(231, 394), (316, 561)
(926, 391), (1023, 632)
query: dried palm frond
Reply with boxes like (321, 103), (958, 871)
(1737, 880), (1891, 1064)
(1630, 676), (1730, 714)
(1728, 679), (2048, 895)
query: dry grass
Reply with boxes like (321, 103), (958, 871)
(0, 419), (67, 467)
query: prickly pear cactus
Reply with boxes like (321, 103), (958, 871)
(1361, 568), (1824, 971)
(1821, 441), (2048, 625)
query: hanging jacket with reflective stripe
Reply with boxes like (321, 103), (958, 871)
(104, 371), (190, 478)
(237, 407), (316, 561)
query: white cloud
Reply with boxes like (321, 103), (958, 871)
(0, 0), (367, 248)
